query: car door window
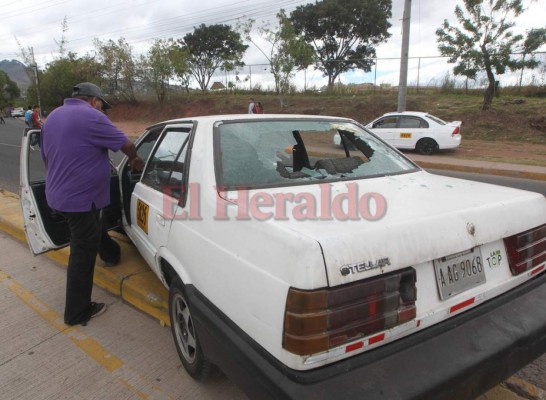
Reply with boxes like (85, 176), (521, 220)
(28, 131), (46, 183)
(399, 117), (428, 129)
(141, 128), (191, 200)
(373, 117), (398, 129)
(137, 127), (163, 160)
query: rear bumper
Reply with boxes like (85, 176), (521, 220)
(439, 135), (462, 149)
(187, 272), (546, 400)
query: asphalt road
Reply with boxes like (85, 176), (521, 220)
(427, 168), (546, 195)
(0, 117), (24, 194)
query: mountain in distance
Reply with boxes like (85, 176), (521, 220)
(0, 59), (31, 89)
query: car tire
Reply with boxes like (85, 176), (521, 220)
(169, 276), (212, 380)
(415, 138), (438, 155)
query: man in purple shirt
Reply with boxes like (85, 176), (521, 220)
(41, 82), (144, 326)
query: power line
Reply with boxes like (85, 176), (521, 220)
(67, 0), (305, 45)
(2, 0), (309, 61)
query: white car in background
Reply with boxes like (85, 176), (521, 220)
(11, 107), (25, 117)
(335, 111), (462, 155)
(366, 111), (462, 155)
(21, 115), (546, 400)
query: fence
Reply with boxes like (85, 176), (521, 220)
(206, 53), (546, 93)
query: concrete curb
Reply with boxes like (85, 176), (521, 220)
(0, 189), (170, 327)
(416, 160), (546, 181)
(405, 154), (546, 181)
(505, 376), (546, 400)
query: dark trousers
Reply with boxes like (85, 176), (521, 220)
(61, 208), (120, 325)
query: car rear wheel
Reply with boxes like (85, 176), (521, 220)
(415, 138), (438, 155)
(169, 276), (212, 380)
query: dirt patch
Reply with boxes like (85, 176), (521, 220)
(435, 139), (546, 167)
(114, 120), (149, 138)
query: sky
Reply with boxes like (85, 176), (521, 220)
(1, 0), (545, 90)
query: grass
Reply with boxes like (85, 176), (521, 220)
(109, 90), (546, 144)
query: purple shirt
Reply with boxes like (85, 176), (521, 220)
(41, 98), (128, 212)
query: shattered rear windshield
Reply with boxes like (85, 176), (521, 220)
(215, 119), (418, 190)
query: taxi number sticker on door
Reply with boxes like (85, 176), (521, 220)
(136, 199), (149, 234)
(400, 133), (412, 138)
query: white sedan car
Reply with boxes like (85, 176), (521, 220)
(21, 115), (546, 400)
(335, 111), (462, 155)
(11, 107), (25, 117)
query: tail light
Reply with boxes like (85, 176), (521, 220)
(451, 126), (460, 136)
(283, 268), (416, 356)
(504, 224), (546, 275)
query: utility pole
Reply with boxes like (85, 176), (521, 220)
(30, 47), (43, 118)
(397, 0), (412, 112)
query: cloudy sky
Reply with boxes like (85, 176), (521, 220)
(1, 0), (544, 89)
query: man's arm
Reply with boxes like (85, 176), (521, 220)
(120, 140), (145, 171)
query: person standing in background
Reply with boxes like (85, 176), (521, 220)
(24, 106), (33, 127)
(29, 105), (43, 129)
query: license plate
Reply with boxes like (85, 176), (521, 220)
(434, 247), (486, 300)
(136, 199), (149, 234)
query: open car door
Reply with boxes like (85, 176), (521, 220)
(20, 129), (122, 255)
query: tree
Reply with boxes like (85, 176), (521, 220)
(180, 24), (248, 91)
(54, 16), (69, 59)
(141, 39), (174, 104)
(436, 0), (539, 110)
(17, 18), (102, 110)
(0, 71), (20, 109)
(169, 43), (192, 94)
(241, 10), (315, 105)
(94, 38), (138, 103)
(39, 52), (102, 108)
(515, 28), (546, 88)
(289, 0), (391, 89)
(15, 39), (40, 100)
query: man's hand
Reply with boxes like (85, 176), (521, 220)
(129, 156), (145, 172)
(121, 140), (145, 171)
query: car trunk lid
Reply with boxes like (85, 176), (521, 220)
(255, 171), (545, 287)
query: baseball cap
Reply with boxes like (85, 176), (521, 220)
(72, 82), (111, 109)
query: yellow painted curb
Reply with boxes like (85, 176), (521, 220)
(121, 271), (169, 327)
(505, 376), (546, 400)
(0, 190), (27, 243)
(0, 189), (169, 326)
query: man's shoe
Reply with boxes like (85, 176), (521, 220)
(102, 259), (119, 267)
(90, 302), (107, 319)
(69, 302), (107, 326)
(81, 302), (107, 325)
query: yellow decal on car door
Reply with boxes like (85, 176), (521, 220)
(136, 199), (149, 234)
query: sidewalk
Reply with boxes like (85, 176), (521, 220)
(0, 189), (170, 327)
(1, 155), (545, 400)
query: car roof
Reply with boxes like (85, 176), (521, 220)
(146, 113), (354, 129)
(380, 111), (429, 117)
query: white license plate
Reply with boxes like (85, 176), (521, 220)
(434, 247), (486, 300)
